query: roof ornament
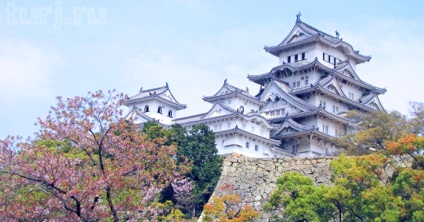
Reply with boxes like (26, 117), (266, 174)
(224, 78), (227, 84)
(165, 82), (169, 88)
(296, 11), (302, 23)
(246, 87), (249, 92)
(335, 30), (340, 38)
(139, 87), (143, 92)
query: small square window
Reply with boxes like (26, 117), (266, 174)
(246, 142), (250, 148)
(255, 145), (258, 151)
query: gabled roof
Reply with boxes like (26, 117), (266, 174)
(334, 62), (386, 94)
(259, 79), (316, 112)
(272, 128), (335, 141)
(174, 102), (274, 129)
(248, 58), (333, 85)
(293, 108), (359, 125)
(268, 107), (360, 126)
(172, 113), (206, 124)
(320, 76), (346, 97)
(361, 94), (385, 111)
(271, 118), (315, 137)
(291, 84), (376, 112)
(215, 126), (280, 146)
(126, 83), (187, 110)
(248, 59), (386, 95)
(201, 102), (238, 119)
(334, 61), (361, 80)
(203, 80), (265, 105)
(264, 17), (371, 64)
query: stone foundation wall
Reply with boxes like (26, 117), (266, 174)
(205, 153), (413, 221)
(211, 153), (335, 221)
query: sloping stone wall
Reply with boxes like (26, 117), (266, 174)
(211, 153), (335, 221)
(204, 153), (413, 221)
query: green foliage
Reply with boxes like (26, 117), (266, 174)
(337, 110), (410, 155)
(203, 184), (260, 222)
(266, 143), (424, 221)
(142, 121), (172, 141)
(409, 101), (424, 135)
(142, 122), (223, 218)
(264, 172), (341, 222)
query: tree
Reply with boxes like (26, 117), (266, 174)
(203, 184), (260, 222)
(266, 136), (424, 221)
(0, 90), (189, 221)
(409, 101), (424, 135)
(337, 110), (410, 155)
(169, 124), (223, 217)
(143, 122), (223, 218)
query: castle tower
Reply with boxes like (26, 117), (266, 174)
(247, 14), (386, 156)
(126, 83), (186, 127)
(126, 14), (386, 158)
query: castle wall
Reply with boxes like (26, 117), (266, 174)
(205, 154), (412, 221)
(209, 153), (334, 221)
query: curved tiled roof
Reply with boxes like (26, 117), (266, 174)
(203, 80), (265, 105)
(215, 127), (280, 146)
(127, 83), (187, 110)
(248, 58), (333, 85)
(248, 59), (385, 94)
(264, 19), (371, 64)
(259, 80), (316, 112)
(271, 118), (315, 137)
(272, 128), (335, 141)
(291, 85), (376, 112)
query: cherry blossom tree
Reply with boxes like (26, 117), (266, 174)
(0, 90), (189, 221)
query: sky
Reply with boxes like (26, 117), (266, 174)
(1, 0), (423, 139)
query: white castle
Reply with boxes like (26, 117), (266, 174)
(126, 15), (385, 158)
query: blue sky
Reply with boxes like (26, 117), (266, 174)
(1, 0), (423, 138)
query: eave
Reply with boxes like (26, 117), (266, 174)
(126, 96), (187, 110)
(272, 129), (335, 141)
(334, 73), (386, 94)
(291, 85), (376, 112)
(248, 59), (333, 86)
(203, 92), (267, 106)
(215, 127), (281, 146)
(265, 34), (371, 64)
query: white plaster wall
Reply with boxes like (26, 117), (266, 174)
(300, 116), (318, 128)
(199, 116), (271, 139)
(216, 134), (274, 158)
(260, 101), (291, 118)
(130, 100), (178, 125)
(229, 97), (261, 113)
(278, 44), (315, 65)
(339, 82), (363, 103)
(315, 43), (355, 69)
(316, 118), (344, 137)
(313, 95), (347, 114)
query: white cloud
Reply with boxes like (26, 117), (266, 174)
(0, 39), (57, 104)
